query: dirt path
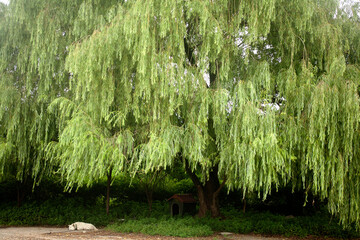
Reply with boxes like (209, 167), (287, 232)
(0, 227), (289, 240)
(0, 227), (69, 240)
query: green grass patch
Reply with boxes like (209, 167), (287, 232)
(106, 206), (360, 238)
(107, 217), (213, 237)
(196, 209), (359, 238)
(0, 198), (359, 239)
(0, 198), (159, 227)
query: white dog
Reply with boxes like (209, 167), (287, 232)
(68, 222), (98, 231)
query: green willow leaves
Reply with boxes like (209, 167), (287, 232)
(0, 0), (360, 228)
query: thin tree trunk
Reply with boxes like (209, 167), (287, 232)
(17, 183), (21, 208)
(106, 169), (112, 215)
(145, 187), (153, 212)
(243, 198), (246, 213)
(16, 181), (26, 208)
(141, 171), (160, 212)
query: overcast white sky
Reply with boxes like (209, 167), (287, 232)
(0, 0), (9, 5)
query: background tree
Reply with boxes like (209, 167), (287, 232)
(47, 98), (134, 215)
(0, 1), (60, 205)
(0, 0), (131, 213)
(135, 169), (165, 212)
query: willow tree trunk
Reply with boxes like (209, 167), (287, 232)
(185, 162), (226, 218)
(197, 169), (221, 217)
(183, 23), (225, 218)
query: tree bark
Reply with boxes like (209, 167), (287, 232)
(106, 168), (112, 215)
(185, 161), (226, 218)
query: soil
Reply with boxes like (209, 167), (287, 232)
(0, 227), (344, 240)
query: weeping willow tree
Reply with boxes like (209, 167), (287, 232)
(1, 0), (360, 228)
(60, 0), (360, 223)
(0, 1), (47, 188)
(0, 0), (132, 213)
(46, 97), (134, 215)
(0, 0), (84, 199)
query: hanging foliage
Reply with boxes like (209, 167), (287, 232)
(1, 0), (360, 227)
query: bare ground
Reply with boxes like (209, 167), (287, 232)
(0, 227), (346, 240)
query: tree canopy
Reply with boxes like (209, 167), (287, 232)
(0, 0), (360, 228)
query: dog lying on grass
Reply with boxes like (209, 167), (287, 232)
(68, 222), (98, 231)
